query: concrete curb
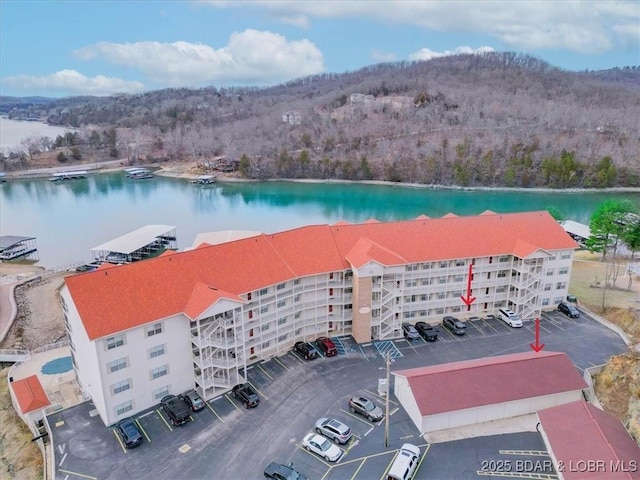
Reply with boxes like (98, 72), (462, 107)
(580, 305), (633, 347)
(0, 276), (41, 344)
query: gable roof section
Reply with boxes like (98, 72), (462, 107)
(393, 351), (586, 416)
(65, 211), (578, 340)
(183, 283), (245, 320)
(11, 375), (50, 414)
(345, 237), (408, 269)
(538, 401), (640, 480)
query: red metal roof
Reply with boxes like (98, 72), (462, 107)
(394, 351), (587, 415)
(64, 211), (578, 340)
(538, 401), (640, 480)
(11, 375), (50, 414)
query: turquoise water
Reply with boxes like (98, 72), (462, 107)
(1, 173), (638, 268)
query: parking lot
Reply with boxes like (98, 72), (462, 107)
(49, 309), (629, 479)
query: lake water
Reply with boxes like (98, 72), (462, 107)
(0, 117), (72, 153)
(1, 173), (638, 268)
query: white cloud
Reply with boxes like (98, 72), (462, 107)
(612, 23), (640, 48)
(409, 46), (495, 61)
(1, 70), (145, 96)
(205, 1), (638, 54)
(371, 49), (397, 62)
(73, 29), (324, 87)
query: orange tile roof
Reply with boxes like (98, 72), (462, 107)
(11, 375), (50, 414)
(394, 351), (587, 415)
(65, 211), (578, 340)
(538, 401), (640, 480)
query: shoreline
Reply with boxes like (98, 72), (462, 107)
(3, 160), (640, 194)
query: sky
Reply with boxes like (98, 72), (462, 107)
(0, 1), (638, 98)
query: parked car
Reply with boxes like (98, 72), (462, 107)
(414, 322), (438, 342)
(181, 389), (205, 411)
(402, 323), (420, 341)
(442, 316), (466, 335)
(294, 341), (318, 360)
(497, 308), (523, 328)
(160, 394), (191, 426)
(302, 433), (342, 462)
(348, 396), (384, 422)
(315, 337), (338, 357)
(558, 301), (580, 318)
(314, 417), (352, 444)
(263, 462), (308, 480)
(566, 294), (578, 304)
(116, 417), (143, 448)
(387, 443), (421, 480)
(232, 383), (260, 408)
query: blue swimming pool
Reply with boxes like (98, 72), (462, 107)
(41, 356), (73, 375)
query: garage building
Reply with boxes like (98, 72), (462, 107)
(393, 351), (587, 434)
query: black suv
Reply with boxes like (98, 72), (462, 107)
(160, 394), (191, 426)
(264, 462), (308, 480)
(294, 341), (318, 360)
(558, 301), (580, 318)
(232, 383), (260, 408)
(116, 417), (143, 448)
(415, 321), (438, 341)
(442, 316), (466, 335)
(181, 389), (205, 411)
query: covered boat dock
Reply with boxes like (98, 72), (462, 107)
(0, 236), (38, 261)
(90, 225), (177, 264)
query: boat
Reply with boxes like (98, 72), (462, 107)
(126, 168), (154, 180)
(190, 175), (217, 185)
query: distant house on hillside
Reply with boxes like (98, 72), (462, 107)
(282, 111), (301, 125)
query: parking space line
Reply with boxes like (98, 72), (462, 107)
(332, 336), (347, 355)
(363, 389), (398, 406)
(289, 351), (306, 363)
(415, 443), (430, 475)
(135, 418), (151, 442)
(339, 408), (375, 426)
(363, 425), (374, 437)
(206, 402), (224, 423)
(481, 319), (501, 334)
(248, 381), (269, 400)
(468, 320), (487, 335)
(112, 429), (127, 453)
(298, 444), (333, 467)
(350, 458), (367, 480)
(338, 449), (397, 467)
(156, 408), (173, 431)
(499, 450), (549, 456)
(373, 340), (403, 359)
(273, 356), (290, 371)
(257, 363), (274, 379)
(380, 451), (399, 480)
(225, 394), (242, 411)
(58, 469), (98, 480)
(404, 339), (421, 354)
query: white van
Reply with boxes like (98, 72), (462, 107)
(498, 308), (522, 328)
(387, 443), (421, 480)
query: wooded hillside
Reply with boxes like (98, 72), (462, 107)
(2, 52), (639, 188)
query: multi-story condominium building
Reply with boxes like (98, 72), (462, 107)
(60, 210), (577, 426)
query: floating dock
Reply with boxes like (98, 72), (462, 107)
(0, 236), (38, 261)
(125, 168), (154, 179)
(49, 170), (88, 182)
(190, 175), (217, 185)
(89, 225), (177, 265)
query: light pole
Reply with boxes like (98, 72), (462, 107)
(385, 350), (391, 448)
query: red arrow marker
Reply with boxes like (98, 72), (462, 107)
(460, 263), (476, 309)
(529, 317), (545, 352)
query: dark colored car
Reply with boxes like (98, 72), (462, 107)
(566, 294), (578, 304)
(294, 341), (318, 360)
(232, 383), (260, 408)
(402, 323), (420, 341)
(264, 462), (308, 480)
(558, 301), (580, 318)
(116, 417), (143, 448)
(442, 316), (466, 335)
(181, 389), (205, 411)
(160, 394), (191, 426)
(315, 337), (338, 357)
(348, 396), (384, 422)
(414, 321), (438, 341)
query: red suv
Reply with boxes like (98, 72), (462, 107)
(315, 337), (338, 357)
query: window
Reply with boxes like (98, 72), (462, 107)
(260, 305), (269, 314)
(421, 278), (429, 286)
(345, 304), (352, 310)
(497, 270), (507, 278)
(544, 284), (552, 291)
(105, 335), (124, 350)
(249, 328), (254, 337)
(277, 283), (286, 290)
(496, 285), (507, 293)
(149, 344), (165, 359)
(438, 276), (447, 284)
(294, 294), (301, 302)
(547, 269), (555, 276)
(150, 365), (168, 380)
(437, 292), (446, 299)
(558, 267), (569, 275)
(294, 312), (301, 319)
(277, 317), (287, 325)
(115, 401), (133, 416)
(145, 323), (163, 337)
(453, 275), (464, 282)
(247, 292), (252, 300)
(489, 256), (493, 264)
(420, 294), (427, 301)
(329, 288), (334, 296)
(455, 260), (465, 267)
(112, 379), (131, 395)
(561, 252), (571, 259)
(542, 298), (550, 306)
(556, 282), (567, 290)
(153, 386), (169, 400)
(259, 288), (268, 296)
(329, 272), (334, 279)
(261, 324), (270, 331)
(499, 256), (510, 262)
(248, 310), (253, 319)
(261, 341), (270, 349)
(406, 264), (418, 271)
(108, 358), (127, 373)
(487, 272), (491, 279)
(406, 280), (417, 287)
(440, 261), (447, 268)
(405, 311), (416, 318)
(278, 334), (288, 342)
(277, 299), (286, 308)
(328, 305), (333, 313)
(293, 279), (300, 285)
